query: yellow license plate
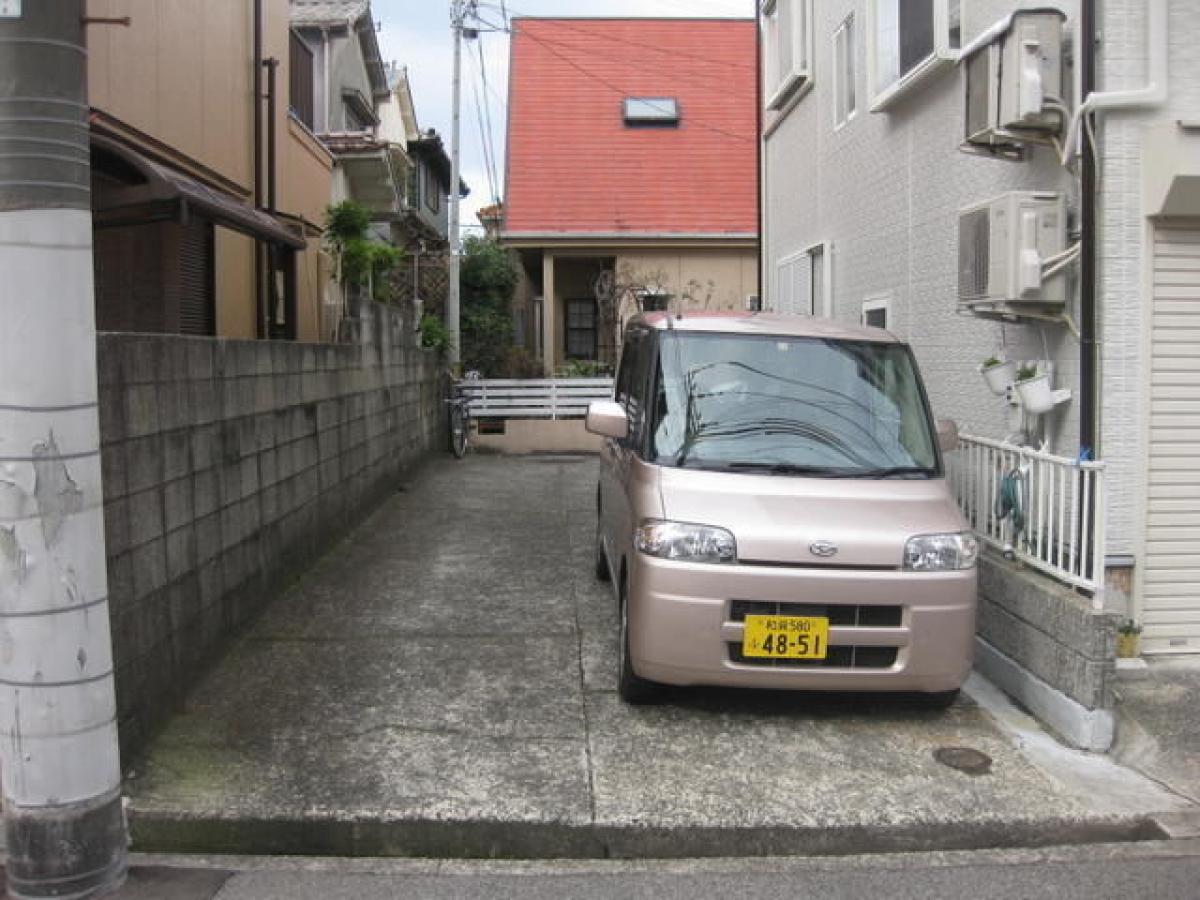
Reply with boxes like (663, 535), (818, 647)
(742, 615), (829, 659)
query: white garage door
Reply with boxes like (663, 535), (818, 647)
(1144, 222), (1200, 653)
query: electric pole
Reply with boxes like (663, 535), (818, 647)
(447, 0), (465, 367)
(0, 2), (129, 898)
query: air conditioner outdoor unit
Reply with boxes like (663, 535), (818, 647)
(958, 191), (1065, 309)
(964, 10), (1067, 154)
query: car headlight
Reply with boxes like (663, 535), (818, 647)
(904, 532), (979, 571)
(635, 519), (736, 564)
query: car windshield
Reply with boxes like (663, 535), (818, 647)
(650, 332), (939, 477)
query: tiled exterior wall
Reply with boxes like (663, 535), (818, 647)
(763, 1), (1080, 506)
(97, 305), (444, 757)
(1097, 0), (1200, 556)
(763, 0), (1200, 558)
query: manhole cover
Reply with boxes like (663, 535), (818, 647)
(933, 746), (993, 776)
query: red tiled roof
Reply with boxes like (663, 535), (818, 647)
(503, 18), (758, 239)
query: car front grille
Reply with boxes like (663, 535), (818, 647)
(729, 600), (902, 628)
(726, 643), (899, 669)
(727, 600), (902, 669)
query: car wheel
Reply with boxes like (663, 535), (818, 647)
(915, 689), (960, 709)
(618, 582), (660, 704)
(594, 523), (611, 582)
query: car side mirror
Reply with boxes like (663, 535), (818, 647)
(586, 400), (629, 440)
(936, 418), (960, 453)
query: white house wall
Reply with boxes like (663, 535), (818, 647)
(1098, 0), (1200, 559)
(764, 1), (1082, 526)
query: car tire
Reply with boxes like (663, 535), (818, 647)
(618, 582), (660, 704)
(594, 523), (611, 582)
(916, 689), (960, 709)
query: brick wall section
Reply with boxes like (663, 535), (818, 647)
(97, 305), (444, 758)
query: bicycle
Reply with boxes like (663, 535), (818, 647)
(446, 370), (480, 459)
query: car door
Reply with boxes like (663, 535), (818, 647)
(600, 327), (647, 574)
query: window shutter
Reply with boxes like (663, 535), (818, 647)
(178, 221), (215, 336)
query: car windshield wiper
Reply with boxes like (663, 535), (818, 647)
(838, 465), (938, 479)
(720, 462), (848, 477)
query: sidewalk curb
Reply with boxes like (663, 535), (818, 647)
(127, 810), (1169, 861)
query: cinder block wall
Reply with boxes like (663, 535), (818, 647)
(97, 305), (443, 758)
(977, 553), (1120, 710)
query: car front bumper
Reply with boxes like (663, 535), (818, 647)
(627, 554), (977, 693)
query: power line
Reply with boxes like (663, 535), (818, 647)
(475, 2), (756, 71)
(475, 37), (502, 201)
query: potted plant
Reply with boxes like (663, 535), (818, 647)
(1014, 363), (1055, 414)
(1116, 619), (1143, 658)
(979, 355), (1016, 396)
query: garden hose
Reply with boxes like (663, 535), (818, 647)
(995, 468), (1027, 535)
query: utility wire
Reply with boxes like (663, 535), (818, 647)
(475, 37), (502, 202)
(475, 1), (756, 71)
(471, 76), (497, 203)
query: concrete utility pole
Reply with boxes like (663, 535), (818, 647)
(0, 2), (129, 898)
(447, 0), (465, 366)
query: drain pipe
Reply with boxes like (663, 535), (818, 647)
(1061, 0), (1168, 164)
(1079, 0), (1098, 458)
(254, 0), (265, 337)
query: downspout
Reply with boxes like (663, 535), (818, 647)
(1061, 0), (1168, 163)
(322, 27), (332, 133)
(1079, 0), (1098, 458)
(1071, 0), (1168, 454)
(264, 57), (280, 335)
(254, 0), (265, 337)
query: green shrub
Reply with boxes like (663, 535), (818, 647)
(420, 314), (452, 355)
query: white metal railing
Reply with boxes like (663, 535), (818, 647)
(461, 377), (614, 420)
(948, 434), (1107, 604)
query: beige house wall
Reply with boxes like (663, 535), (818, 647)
(86, 0), (333, 342)
(615, 248), (759, 313)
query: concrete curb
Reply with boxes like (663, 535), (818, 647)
(974, 637), (1115, 752)
(128, 810), (1168, 861)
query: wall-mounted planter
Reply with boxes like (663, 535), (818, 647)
(980, 359), (1016, 396)
(1015, 372), (1071, 414)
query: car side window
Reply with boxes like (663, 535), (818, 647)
(627, 333), (658, 455)
(614, 329), (647, 447)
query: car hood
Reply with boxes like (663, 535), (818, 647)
(658, 466), (967, 568)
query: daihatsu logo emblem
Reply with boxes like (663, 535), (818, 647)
(810, 541), (839, 558)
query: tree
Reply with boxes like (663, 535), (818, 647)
(459, 236), (519, 375)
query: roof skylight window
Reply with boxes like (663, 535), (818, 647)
(623, 97), (679, 126)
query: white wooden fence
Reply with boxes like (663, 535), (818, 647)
(947, 434), (1108, 604)
(461, 377), (614, 420)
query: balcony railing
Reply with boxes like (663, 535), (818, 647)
(462, 377), (613, 420)
(947, 435), (1107, 605)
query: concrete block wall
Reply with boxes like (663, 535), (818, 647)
(977, 553), (1119, 710)
(97, 305), (443, 757)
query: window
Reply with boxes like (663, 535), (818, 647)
(289, 30), (315, 130)
(867, 0), (961, 111)
(566, 298), (597, 359)
(424, 166), (441, 213)
(862, 293), (891, 329)
(833, 15), (857, 128)
(775, 242), (830, 317)
(623, 97), (679, 126)
(761, 0), (812, 111)
(638, 289), (671, 313)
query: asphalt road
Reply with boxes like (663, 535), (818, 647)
(109, 841), (1200, 900)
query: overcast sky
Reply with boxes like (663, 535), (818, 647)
(374, 0), (754, 234)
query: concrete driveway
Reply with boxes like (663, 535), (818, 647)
(125, 455), (1193, 858)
